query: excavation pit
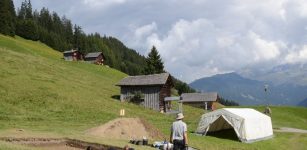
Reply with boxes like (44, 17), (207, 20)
(1, 137), (122, 150)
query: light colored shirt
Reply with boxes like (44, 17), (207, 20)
(171, 120), (187, 140)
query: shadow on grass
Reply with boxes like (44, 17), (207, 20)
(206, 129), (240, 142)
(111, 95), (120, 101)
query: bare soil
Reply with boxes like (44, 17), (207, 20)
(31, 143), (82, 150)
(85, 118), (165, 140)
(274, 127), (307, 134)
(0, 137), (122, 150)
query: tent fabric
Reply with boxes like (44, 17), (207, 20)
(196, 108), (273, 143)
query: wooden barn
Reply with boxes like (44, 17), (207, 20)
(117, 73), (173, 112)
(63, 50), (83, 61)
(84, 52), (105, 65)
(181, 92), (219, 110)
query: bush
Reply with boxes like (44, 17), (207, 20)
(130, 91), (144, 104)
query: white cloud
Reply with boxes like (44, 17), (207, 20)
(285, 45), (307, 64)
(129, 19), (284, 82)
(134, 22), (157, 38)
(217, 36), (234, 48)
(248, 31), (281, 61)
(82, 0), (127, 8)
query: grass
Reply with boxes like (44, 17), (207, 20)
(0, 34), (307, 150)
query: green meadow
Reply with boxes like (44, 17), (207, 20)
(0, 35), (306, 150)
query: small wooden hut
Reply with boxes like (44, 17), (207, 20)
(63, 50), (83, 61)
(84, 52), (105, 65)
(181, 92), (219, 110)
(117, 73), (173, 112)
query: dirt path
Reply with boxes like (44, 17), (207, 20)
(274, 127), (307, 133)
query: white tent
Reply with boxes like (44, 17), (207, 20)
(196, 108), (273, 143)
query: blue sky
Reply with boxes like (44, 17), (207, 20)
(13, 0), (307, 82)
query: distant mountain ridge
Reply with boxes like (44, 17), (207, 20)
(239, 63), (307, 86)
(190, 72), (307, 106)
(298, 98), (307, 107)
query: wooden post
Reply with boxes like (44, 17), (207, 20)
(120, 109), (125, 117)
(179, 101), (183, 113)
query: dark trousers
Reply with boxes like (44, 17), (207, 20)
(173, 139), (186, 150)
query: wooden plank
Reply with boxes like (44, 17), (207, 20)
(164, 96), (180, 101)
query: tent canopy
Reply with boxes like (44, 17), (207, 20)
(196, 108), (273, 143)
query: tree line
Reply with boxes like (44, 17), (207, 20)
(0, 0), (197, 94)
(219, 97), (240, 106)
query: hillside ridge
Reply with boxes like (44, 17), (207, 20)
(190, 72), (307, 106)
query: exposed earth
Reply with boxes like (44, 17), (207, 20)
(0, 118), (166, 150)
(85, 118), (165, 140)
(274, 127), (307, 134)
(1, 137), (122, 150)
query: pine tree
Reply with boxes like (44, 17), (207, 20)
(73, 25), (82, 50)
(17, 0), (26, 19)
(16, 0), (38, 40)
(0, 0), (16, 36)
(144, 46), (165, 75)
(17, 0), (32, 19)
(25, 0), (32, 19)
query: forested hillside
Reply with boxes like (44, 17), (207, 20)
(1, 0), (145, 75)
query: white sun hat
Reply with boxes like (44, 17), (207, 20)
(176, 113), (184, 120)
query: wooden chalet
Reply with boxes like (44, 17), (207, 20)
(181, 92), (219, 110)
(84, 52), (105, 65)
(63, 50), (83, 61)
(117, 73), (173, 112)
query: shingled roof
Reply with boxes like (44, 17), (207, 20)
(117, 73), (171, 86)
(181, 92), (218, 102)
(85, 52), (102, 58)
(63, 49), (78, 54)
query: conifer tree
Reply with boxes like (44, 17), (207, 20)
(16, 0), (38, 40)
(0, 0), (16, 36)
(25, 0), (32, 19)
(17, 0), (26, 19)
(144, 46), (165, 75)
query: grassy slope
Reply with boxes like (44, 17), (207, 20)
(0, 35), (173, 149)
(0, 35), (306, 150)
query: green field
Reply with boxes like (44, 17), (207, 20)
(0, 34), (307, 150)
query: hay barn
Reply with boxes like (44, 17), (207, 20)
(181, 92), (219, 110)
(84, 52), (105, 65)
(117, 73), (173, 112)
(63, 50), (83, 61)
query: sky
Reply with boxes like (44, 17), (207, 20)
(13, 0), (307, 83)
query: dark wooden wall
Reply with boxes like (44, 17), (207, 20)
(84, 54), (104, 65)
(159, 77), (172, 112)
(119, 76), (173, 112)
(63, 52), (83, 61)
(95, 54), (104, 65)
(120, 86), (161, 111)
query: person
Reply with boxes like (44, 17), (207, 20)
(264, 105), (272, 117)
(170, 113), (188, 150)
(123, 145), (129, 150)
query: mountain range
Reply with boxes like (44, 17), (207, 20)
(298, 98), (307, 107)
(239, 63), (307, 86)
(189, 72), (307, 106)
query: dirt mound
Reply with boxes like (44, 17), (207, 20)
(85, 118), (165, 140)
